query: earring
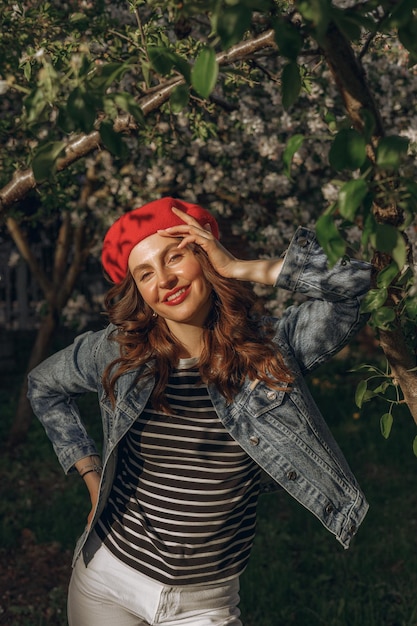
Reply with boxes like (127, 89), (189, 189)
(152, 311), (157, 318)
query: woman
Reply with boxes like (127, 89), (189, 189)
(28, 196), (371, 626)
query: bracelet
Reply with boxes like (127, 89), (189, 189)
(80, 468), (102, 479)
(78, 458), (101, 472)
(80, 464), (102, 478)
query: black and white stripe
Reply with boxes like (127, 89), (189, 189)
(97, 360), (261, 585)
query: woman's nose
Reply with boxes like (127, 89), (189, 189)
(158, 269), (177, 289)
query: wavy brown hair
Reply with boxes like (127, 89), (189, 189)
(102, 246), (293, 411)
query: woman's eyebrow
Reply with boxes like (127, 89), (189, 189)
(131, 243), (180, 275)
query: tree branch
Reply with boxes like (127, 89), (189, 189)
(52, 212), (72, 289)
(321, 20), (417, 424)
(378, 327), (417, 425)
(6, 216), (53, 298)
(320, 21), (385, 143)
(57, 220), (91, 310)
(0, 29), (277, 217)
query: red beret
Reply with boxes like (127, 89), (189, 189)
(102, 196), (219, 283)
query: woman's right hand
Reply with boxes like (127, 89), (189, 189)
(74, 455), (102, 526)
(159, 207), (285, 285)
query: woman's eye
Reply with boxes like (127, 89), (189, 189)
(167, 253), (182, 264)
(140, 271), (153, 282)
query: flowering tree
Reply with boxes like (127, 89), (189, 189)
(1, 0), (417, 445)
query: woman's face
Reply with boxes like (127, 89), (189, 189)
(128, 233), (213, 330)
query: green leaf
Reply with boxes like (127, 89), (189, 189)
(360, 109), (377, 143)
(338, 179), (368, 220)
(24, 87), (48, 125)
(360, 287), (388, 313)
(283, 134), (304, 177)
(171, 54), (191, 83)
(191, 47), (218, 99)
(407, 50), (417, 68)
(370, 306), (396, 330)
(332, 9), (362, 41)
(282, 62), (301, 110)
(355, 379), (368, 408)
(404, 296), (417, 321)
(88, 62), (130, 92)
(406, 179), (417, 201)
(350, 364), (384, 374)
(297, 0), (331, 40)
(273, 17), (303, 60)
(315, 214), (346, 266)
(69, 12), (89, 25)
(239, 0), (272, 9)
(380, 413), (393, 439)
(148, 46), (175, 76)
(57, 106), (76, 134)
(23, 61), (31, 82)
(99, 121), (128, 158)
(372, 381), (390, 395)
(141, 60), (152, 88)
(399, 19), (417, 55)
(112, 92), (144, 125)
(338, 9), (376, 33)
(170, 84), (189, 113)
(370, 224), (407, 270)
(386, 0), (417, 29)
(397, 267), (414, 289)
(376, 135), (409, 169)
(67, 87), (96, 133)
(413, 435), (417, 457)
(32, 141), (66, 182)
(329, 129), (367, 171)
(361, 213), (376, 248)
(216, 5), (252, 49)
(147, 47), (190, 82)
(376, 262), (399, 288)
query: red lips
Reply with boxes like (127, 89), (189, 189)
(162, 285), (191, 306)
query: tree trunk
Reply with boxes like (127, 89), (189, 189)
(320, 21), (417, 424)
(7, 178), (95, 444)
(378, 327), (417, 422)
(8, 311), (58, 446)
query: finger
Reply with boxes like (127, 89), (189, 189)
(171, 206), (201, 226)
(174, 231), (214, 250)
(171, 207), (213, 234)
(158, 223), (214, 245)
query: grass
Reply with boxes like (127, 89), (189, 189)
(1, 332), (417, 625)
(240, 359), (417, 626)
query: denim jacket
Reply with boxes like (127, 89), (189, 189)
(27, 227), (372, 564)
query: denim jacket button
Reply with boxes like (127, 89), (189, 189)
(325, 503), (334, 515)
(287, 470), (297, 481)
(249, 435), (260, 446)
(266, 390), (277, 400)
(297, 237), (309, 247)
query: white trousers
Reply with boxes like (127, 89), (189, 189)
(68, 539), (242, 626)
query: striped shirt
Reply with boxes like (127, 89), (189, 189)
(96, 358), (261, 585)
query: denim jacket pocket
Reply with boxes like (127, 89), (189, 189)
(242, 380), (289, 419)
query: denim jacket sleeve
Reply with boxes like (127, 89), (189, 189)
(27, 325), (117, 474)
(274, 227), (371, 374)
